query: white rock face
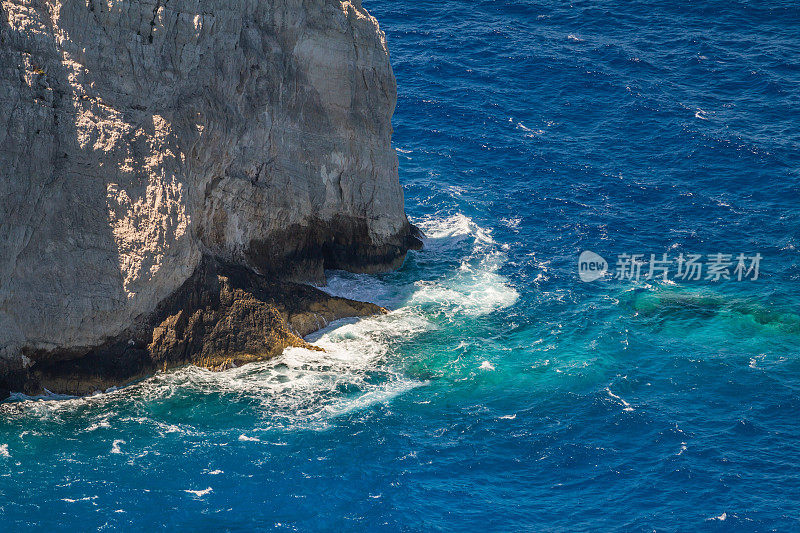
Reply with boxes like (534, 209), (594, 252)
(0, 0), (417, 373)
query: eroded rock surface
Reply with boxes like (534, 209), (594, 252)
(2, 258), (385, 397)
(0, 0), (420, 395)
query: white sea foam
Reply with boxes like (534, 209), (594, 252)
(92, 306), (431, 430)
(326, 213), (518, 322)
(85, 418), (111, 432)
(606, 388), (634, 412)
(184, 487), (213, 497)
(62, 496), (97, 503)
(408, 275), (518, 318)
(416, 213), (494, 248)
(0, 444), (9, 457)
(410, 214), (519, 317)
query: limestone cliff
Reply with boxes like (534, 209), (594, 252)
(0, 0), (421, 396)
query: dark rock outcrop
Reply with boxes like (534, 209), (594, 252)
(0, 258), (386, 398)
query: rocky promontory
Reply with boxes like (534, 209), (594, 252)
(0, 0), (421, 397)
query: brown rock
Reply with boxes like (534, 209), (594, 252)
(2, 258), (386, 397)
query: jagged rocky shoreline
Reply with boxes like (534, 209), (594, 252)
(2, 258), (394, 397)
(0, 0), (421, 397)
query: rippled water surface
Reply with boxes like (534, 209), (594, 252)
(2, 1), (800, 530)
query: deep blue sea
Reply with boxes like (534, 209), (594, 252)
(2, 1), (800, 530)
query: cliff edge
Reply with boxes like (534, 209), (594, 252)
(0, 0), (421, 396)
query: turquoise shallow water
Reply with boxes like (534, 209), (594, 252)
(2, 0), (800, 530)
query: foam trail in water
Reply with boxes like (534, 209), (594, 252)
(606, 387), (634, 412)
(323, 213), (518, 320)
(110, 439), (125, 454)
(184, 488), (213, 498)
(410, 214), (519, 318)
